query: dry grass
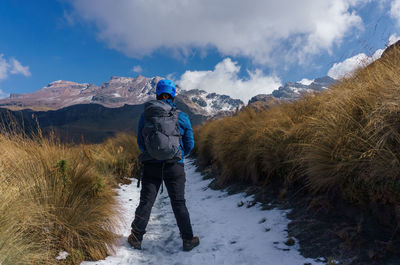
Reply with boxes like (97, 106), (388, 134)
(195, 45), (400, 213)
(90, 133), (141, 183)
(300, 50), (400, 204)
(195, 94), (322, 186)
(0, 132), (140, 264)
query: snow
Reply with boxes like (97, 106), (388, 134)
(290, 86), (314, 95)
(111, 77), (134, 84)
(298, 78), (314, 86)
(81, 159), (322, 265)
(289, 86), (302, 94)
(71, 96), (93, 104)
(56, 251), (69, 260)
(189, 94), (240, 116)
(49, 80), (85, 86)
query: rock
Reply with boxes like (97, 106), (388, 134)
(271, 76), (336, 100)
(285, 237), (295, 246)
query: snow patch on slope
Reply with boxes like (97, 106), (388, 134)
(179, 89), (243, 116)
(298, 78), (314, 86)
(71, 96), (93, 104)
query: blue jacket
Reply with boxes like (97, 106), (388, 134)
(137, 99), (195, 163)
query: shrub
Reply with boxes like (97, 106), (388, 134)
(90, 133), (141, 183)
(195, 44), (400, 224)
(0, 132), (139, 264)
(299, 47), (400, 205)
(194, 94), (322, 186)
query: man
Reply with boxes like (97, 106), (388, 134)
(128, 79), (200, 251)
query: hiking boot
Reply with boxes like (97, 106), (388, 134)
(182, 236), (200, 251)
(127, 231), (142, 250)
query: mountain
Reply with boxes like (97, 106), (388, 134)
(247, 94), (281, 110)
(0, 74), (334, 142)
(3, 76), (160, 110)
(179, 89), (243, 116)
(0, 102), (208, 143)
(0, 75), (243, 142)
(247, 76), (337, 108)
(271, 76), (336, 100)
(0, 75), (243, 117)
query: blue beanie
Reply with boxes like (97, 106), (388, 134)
(156, 79), (176, 98)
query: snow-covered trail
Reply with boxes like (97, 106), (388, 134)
(82, 159), (322, 265)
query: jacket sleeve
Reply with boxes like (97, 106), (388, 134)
(178, 112), (195, 156)
(137, 113), (145, 153)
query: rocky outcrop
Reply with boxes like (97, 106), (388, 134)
(271, 76), (336, 100)
(247, 76), (337, 107)
(178, 89), (243, 116)
(247, 94), (280, 110)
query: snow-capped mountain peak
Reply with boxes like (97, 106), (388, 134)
(178, 89), (243, 116)
(271, 76), (336, 100)
(0, 76), (241, 116)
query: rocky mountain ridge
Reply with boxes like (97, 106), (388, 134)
(1, 74), (336, 116)
(271, 76), (336, 100)
(247, 76), (337, 108)
(0, 75), (244, 117)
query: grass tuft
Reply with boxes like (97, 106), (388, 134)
(0, 132), (139, 264)
(195, 44), (400, 227)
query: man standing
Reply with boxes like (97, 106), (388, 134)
(128, 79), (200, 251)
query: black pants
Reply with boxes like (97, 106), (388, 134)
(131, 162), (194, 241)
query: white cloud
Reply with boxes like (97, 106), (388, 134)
(0, 54), (31, 83)
(0, 54), (10, 81)
(391, 0), (400, 25)
(177, 58), (281, 103)
(388, 33), (400, 46)
(0, 89), (9, 99)
(10, 58), (31, 77)
(68, 0), (367, 65)
(132, 65), (143, 73)
(63, 10), (76, 26)
(327, 48), (383, 79)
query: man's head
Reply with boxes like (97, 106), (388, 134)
(156, 79), (176, 100)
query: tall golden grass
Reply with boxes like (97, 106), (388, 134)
(0, 132), (139, 264)
(195, 94), (322, 186)
(91, 133), (141, 183)
(195, 45), (400, 216)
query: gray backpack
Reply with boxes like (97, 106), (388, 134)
(140, 100), (182, 162)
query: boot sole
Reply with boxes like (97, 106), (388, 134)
(129, 243), (142, 250)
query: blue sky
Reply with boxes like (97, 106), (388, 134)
(1, 0), (400, 102)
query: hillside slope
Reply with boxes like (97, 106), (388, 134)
(0, 101), (207, 143)
(194, 42), (400, 264)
